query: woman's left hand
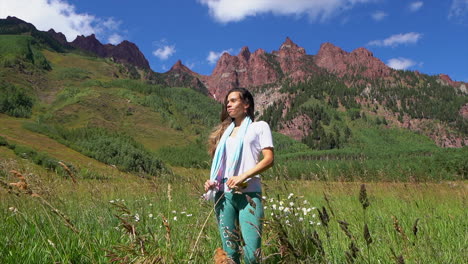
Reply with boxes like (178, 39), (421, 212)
(226, 175), (247, 189)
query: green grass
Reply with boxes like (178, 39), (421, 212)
(0, 158), (465, 263)
(0, 35), (50, 70)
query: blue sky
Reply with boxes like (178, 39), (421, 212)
(1, 0), (467, 81)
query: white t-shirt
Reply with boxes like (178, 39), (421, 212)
(223, 121), (274, 193)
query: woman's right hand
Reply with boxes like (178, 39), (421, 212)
(204, 180), (216, 192)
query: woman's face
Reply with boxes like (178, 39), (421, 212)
(226, 92), (249, 120)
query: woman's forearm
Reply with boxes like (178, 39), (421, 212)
(238, 149), (274, 182)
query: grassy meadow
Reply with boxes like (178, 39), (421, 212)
(0, 152), (466, 263)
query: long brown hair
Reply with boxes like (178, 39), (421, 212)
(208, 88), (255, 157)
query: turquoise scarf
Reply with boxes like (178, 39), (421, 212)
(210, 116), (252, 191)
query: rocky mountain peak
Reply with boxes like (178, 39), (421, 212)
(70, 34), (150, 69)
(239, 46), (251, 61)
(351, 47), (373, 57)
(276, 37), (306, 56)
(47, 29), (68, 45)
(315, 42), (391, 79)
(169, 60), (194, 74)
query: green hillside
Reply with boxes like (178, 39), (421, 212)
(0, 32), (466, 182)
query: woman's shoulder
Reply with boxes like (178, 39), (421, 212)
(250, 120), (271, 131)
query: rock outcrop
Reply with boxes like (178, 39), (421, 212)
(314, 42), (392, 79)
(163, 60), (208, 94)
(71, 35), (150, 69)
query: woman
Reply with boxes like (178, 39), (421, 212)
(204, 88), (274, 264)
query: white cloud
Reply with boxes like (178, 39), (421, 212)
(449, 0), (468, 21)
(387, 58), (417, 70)
(108, 34), (123, 45)
(409, 2), (423, 12)
(153, 45), (176, 60)
(207, 49), (233, 64)
(371, 11), (387, 21)
(0, 0), (122, 42)
(368, 32), (422, 47)
(198, 0), (374, 23)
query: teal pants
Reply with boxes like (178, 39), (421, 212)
(215, 192), (264, 264)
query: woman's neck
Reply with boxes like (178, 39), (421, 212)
(234, 115), (246, 127)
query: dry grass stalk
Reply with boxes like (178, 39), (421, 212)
(245, 194), (257, 209)
(412, 218), (420, 237)
(213, 248), (233, 264)
(338, 220), (353, 240)
(161, 215), (171, 244)
(390, 248), (405, 264)
(345, 241), (360, 264)
(7, 170), (80, 233)
(392, 216), (408, 241)
(167, 184), (172, 202)
(58, 161), (77, 184)
(359, 184), (370, 210)
(9, 170), (31, 194)
(363, 223), (373, 246)
(323, 192), (335, 217)
(276, 222), (300, 259)
(317, 206), (330, 227)
(311, 230), (325, 257)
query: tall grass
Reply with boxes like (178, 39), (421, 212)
(0, 157), (465, 263)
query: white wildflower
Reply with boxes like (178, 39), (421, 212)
(284, 207), (290, 213)
(278, 206), (284, 211)
(317, 222), (321, 226)
(173, 216), (177, 221)
(288, 193), (294, 199)
(172, 210), (176, 214)
(279, 201), (284, 206)
(309, 221), (315, 225)
(109, 200), (115, 203)
(272, 204), (277, 210)
(148, 213), (153, 218)
(8, 207), (18, 213)
(303, 200), (309, 204)
(47, 239), (55, 247)
(312, 214), (316, 218)
(149, 203), (153, 207)
(289, 202), (294, 206)
(299, 217), (304, 222)
(134, 214), (140, 222)
(262, 196), (267, 200)
(186, 214), (192, 217)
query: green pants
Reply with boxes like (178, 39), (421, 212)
(215, 192), (264, 264)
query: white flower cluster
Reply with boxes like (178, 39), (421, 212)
(146, 209), (193, 222)
(264, 193), (319, 226)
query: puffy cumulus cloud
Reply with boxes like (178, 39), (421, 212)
(0, 0), (122, 42)
(371, 11), (388, 21)
(449, 0), (468, 21)
(387, 58), (417, 70)
(409, 2), (423, 12)
(207, 49), (233, 64)
(367, 32), (422, 47)
(153, 45), (176, 60)
(198, 0), (373, 23)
